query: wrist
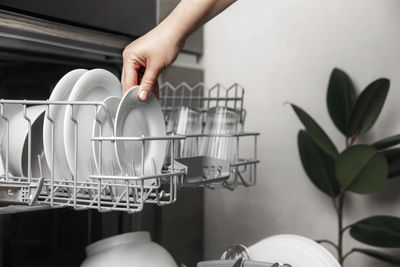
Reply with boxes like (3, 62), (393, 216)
(155, 19), (186, 50)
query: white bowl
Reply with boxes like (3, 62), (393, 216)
(81, 232), (177, 267)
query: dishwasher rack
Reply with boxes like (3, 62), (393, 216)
(0, 83), (259, 213)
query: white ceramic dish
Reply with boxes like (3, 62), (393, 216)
(0, 104), (23, 177)
(0, 104), (24, 142)
(248, 234), (340, 267)
(81, 232), (177, 267)
(114, 86), (166, 183)
(288, 234), (340, 267)
(64, 69), (122, 181)
(92, 96), (121, 175)
(43, 69), (88, 180)
(1, 105), (50, 177)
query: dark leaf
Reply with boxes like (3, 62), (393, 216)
(335, 145), (387, 194)
(348, 78), (390, 135)
(350, 216), (400, 248)
(373, 134), (400, 150)
(354, 248), (400, 264)
(327, 68), (356, 136)
(297, 130), (340, 197)
(381, 148), (400, 179)
(290, 104), (339, 159)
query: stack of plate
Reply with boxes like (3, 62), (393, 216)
(38, 68), (166, 182)
(248, 234), (340, 267)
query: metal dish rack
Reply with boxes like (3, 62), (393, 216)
(0, 83), (259, 213)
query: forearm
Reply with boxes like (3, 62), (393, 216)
(121, 0), (235, 97)
(157, 0), (237, 45)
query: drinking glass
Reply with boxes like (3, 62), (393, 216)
(165, 107), (202, 161)
(201, 107), (240, 163)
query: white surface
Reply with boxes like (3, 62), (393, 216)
(0, 104), (23, 176)
(0, 104), (23, 142)
(115, 86), (166, 181)
(43, 69), (88, 180)
(92, 96), (121, 175)
(81, 231), (177, 267)
(202, 0), (400, 266)
(1, 105), (49, 177)
(249, 235), (339, 267)
(64, 69), (122, 181)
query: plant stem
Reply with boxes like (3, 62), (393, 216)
(343, 249), (355, 261)
(338, 192), (346, 265)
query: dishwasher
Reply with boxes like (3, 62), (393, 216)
(0, 5), (260, 267)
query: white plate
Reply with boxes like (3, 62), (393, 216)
(114, 86), (166, 183)
(288, 234), (340, 267)
(92, 96), (121, 175)
(0, 104), (24, 143)
(64, 69), (122, 181)
(0, 104), (23, 175)
(248, 234), (340, 267)
(43, 69), (88, 179)
(1, 105), (50, 178)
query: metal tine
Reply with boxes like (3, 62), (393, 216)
(68, 104), (78, 209)
(225, 85), (231, 109)
(234, 84), (238, 110)
(109, 160), (116, 199)
(45, 104), (56, 206)
(179, 83), (185, 107)
(93, 105), (103, 175)
(37, 154), (43, 178)
(141, 135), (145, 178)
(171, 84), (177, 110)
(160, 82), (174, 109)
(0, 103), (10, 182)
(97, 178), (102, 211)
(125, 179), (132, 213)
(193, 83), (204, 110)
(239, 84), (245, 124)
(150, 157), (160, 189)
(22, 105), (33, 182)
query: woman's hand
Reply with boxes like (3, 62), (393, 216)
(121, 0), (236, 101)
(121, 26), (183, 100)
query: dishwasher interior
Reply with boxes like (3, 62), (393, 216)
(0, 8), (260, 267)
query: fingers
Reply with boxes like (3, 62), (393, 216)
(138, 63), (162, 101)
(122, 61), (139, 94)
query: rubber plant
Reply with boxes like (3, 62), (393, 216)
(291, 68), (400, 266)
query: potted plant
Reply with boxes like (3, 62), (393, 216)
(291, 68), (400, 266)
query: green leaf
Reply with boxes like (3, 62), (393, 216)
(373, 134), (400, 150)
(350, 216), (400, 248)
(354, 248), (400, 264)
(327, 68), (356, 136)
(290, 104), (339, 159)
(381, 148), (400, 178)
(335, 145), (387, 194)
(348, 78), (390, 135)
(297, 130), (340, 197)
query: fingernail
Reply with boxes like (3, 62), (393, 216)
(139, 90), (148, 101)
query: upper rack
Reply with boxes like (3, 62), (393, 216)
(0, 83), (259, 213)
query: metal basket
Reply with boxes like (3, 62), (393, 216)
(0, 83), (259, 213)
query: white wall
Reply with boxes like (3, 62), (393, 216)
(201, 0), (400, 266)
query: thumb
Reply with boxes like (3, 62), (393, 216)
(138, 63), (162, 101)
